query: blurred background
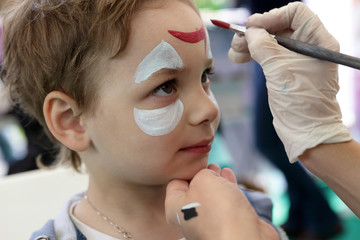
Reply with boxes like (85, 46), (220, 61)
(1, 0), (360, 239)
(199, 0), (360, 239)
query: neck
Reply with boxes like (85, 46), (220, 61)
(87, 174), (168, 217)
(73, 175), (182, 239)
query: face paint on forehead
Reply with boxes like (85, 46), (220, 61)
(205, 30), (212, 59)
(168, 24), (212, 59)
(168, 25), (206, 43)
(134, 40), (184, 84)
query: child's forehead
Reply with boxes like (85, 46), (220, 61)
(132, 0), (202, 37)
(128, 2), (203, 50)
(101, 0), (206, 77)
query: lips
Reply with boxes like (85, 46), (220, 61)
(180, 139), (213, 155)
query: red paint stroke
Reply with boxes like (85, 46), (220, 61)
(168, 25), (206, 44)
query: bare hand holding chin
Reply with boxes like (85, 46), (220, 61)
(165, 164), (279, 240)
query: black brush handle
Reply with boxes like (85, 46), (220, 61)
(275, 35), (360, 70)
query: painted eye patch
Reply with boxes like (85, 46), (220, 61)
(134, 40), (183, 84)
(133, 41), (184, 136)
(133, 98), (184, 136)
(132, 26), (213, 137)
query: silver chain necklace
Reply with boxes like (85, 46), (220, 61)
(84, 194), (135, 240)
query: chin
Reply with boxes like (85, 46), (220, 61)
(180, 161), (208, 181)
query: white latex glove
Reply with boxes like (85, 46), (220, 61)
(228, 2), (352, 162)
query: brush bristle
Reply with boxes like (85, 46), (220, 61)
(210, 19), (230, 29)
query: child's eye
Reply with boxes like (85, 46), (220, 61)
(201, 67), (214, 84)
(153, 80), (176, 96)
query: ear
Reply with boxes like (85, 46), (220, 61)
(43, 91), (91, 152)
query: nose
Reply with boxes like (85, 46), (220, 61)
(187, 89), (219, 126)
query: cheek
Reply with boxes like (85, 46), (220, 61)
(133, 99), (184, 136)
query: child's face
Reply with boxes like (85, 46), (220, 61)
(83, 0), (220, 184)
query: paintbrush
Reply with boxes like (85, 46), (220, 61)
(211, 19), (360, 70)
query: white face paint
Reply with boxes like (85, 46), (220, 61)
(205, 30), (213, 60)
(209, 90), (218, 108)
(134, 98), (184, 136)
(134, 40), (184, 84)
(133, 41), (185, 136)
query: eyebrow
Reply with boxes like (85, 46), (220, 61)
(134, 41), (184, 84)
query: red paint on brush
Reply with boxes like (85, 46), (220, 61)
(210, 19), (230, 30)
(168, 25), (206, 43)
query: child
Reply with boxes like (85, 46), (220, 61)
(2, 0), (282, 239)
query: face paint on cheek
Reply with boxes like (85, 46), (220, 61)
(134, 41), (184, 84)
(133, 99), (184, 136)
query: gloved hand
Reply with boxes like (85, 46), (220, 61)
(228, 2), (352, 162)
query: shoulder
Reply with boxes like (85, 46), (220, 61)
(240, 186), (273, 221)
(30, 220), (56, 240)
(241, 187), (289, 240)
(30, 192), (86, 240)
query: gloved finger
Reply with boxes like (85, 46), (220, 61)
(228, 33), (252, 63)
(245, 2), (338, 50)
(245, 27), (290, 66)
(245, 2), (313, 34)
(230, 33), (248, 53)
(228, 48), (252, 63)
